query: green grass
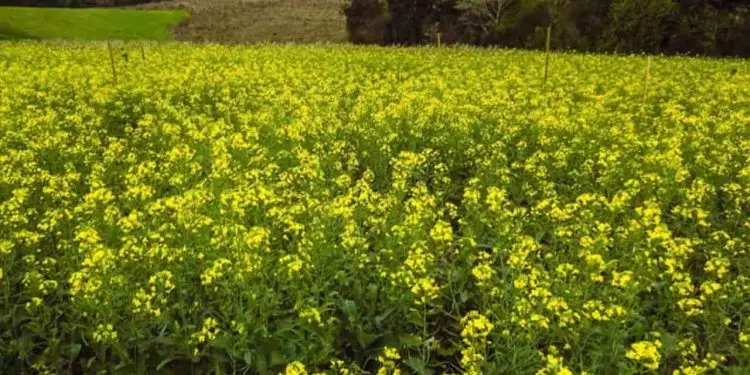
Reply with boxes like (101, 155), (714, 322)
(0, 6), (186, 41)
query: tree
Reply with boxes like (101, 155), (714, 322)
(385, 0), (434, 44)
(605, 0), (678, 54)
(342, 0), (389, 44)
(455, 0), (513, 35)
(454, 0), (551, 45)
(340, 0), (750, 56)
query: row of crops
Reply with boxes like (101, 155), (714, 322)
(0, 43), (749, 374)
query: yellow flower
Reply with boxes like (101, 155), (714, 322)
(378, 346), (400, 361)
(410, 277), (439, 304)
(535, 352), (573, 375)
(611, 271), (633, 288)
(193, 317), (220, 344)
(472, 263), (494, 284)
(461, 311), (494, 343)
(245, 226), (270, 248)
(699, 281), (721, 298)
(92, 324), (118, 343)
(740, 332), (750, 349)
(377, 346), (401, 375)
(585, 254), (605, 271)
(282, 361), (307, 375)
(280, 254), (305, 277)
(430, 220), (453, 243)
(0, 240), (12, 255)
(201, 258), (232, 286)
(677, 298), (703, 317)
(514, 277), (527, 289)
(626, 340), (662, 370)
(460, 311), (494, 373)
(299, 307), (323, 326)
(705, 257), (730, 279)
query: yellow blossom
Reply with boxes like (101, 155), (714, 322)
(626, 340), (662, 370)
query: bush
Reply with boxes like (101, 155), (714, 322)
(342, 0), (388, 44)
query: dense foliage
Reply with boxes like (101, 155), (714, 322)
(343, 0), (750, 57)
(1, 43), (749, 374)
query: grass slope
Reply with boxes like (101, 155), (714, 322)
(0, 6), (185, 41)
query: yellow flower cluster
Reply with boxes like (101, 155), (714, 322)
(282, 361), (308, 375)
(92, 324), (118, 343)
(461, 311), (494, 374)
(535, 349), (576, 375)
(132, 270), (175, 317)
(471, 252), (495, 286)
(626, 340), (662, 370)
(671, 338), (725, 375)
(193, 317), (220, 344)
(377, 347), (402, 375)
(298, 307), (323, 327)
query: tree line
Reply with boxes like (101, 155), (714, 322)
(343, 0), (750, 57)
(5, 0), (749, 56)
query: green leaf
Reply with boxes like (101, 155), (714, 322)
(398, 334), (422, 348)
(212, 334), (232, 350)
(69, 343), (82, 357)
(356, 331), (379, 349)
(660, 332), (678, 357)
(270, 350), (284, 366)
(408, 313), (424, 326)
(156, 357), (180, 371)
(405, 356), (433, 375)
(460, 290), (469, 303)
(154, 336), (177, 346)
(254, 353), (268, 374)
(340, 299), (357, 318)
(375, 308), (396, 328)
(243, 351), (253, 365)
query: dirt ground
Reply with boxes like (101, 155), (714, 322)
(139, 0), (347, 44)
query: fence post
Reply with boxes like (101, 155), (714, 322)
(437, 32), (442, 48)
(543, 25), (552, 88)
(141, 45), (146, 62)
(643, 56), (652, 103)
(107, 41), (118, 85)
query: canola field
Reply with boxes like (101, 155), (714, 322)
(0, 43), (749, 374)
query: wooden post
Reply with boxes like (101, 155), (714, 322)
(643, 56), (652, 103)
(107, 41), (118, 85)
(543, 26), (552, 86)
(141, 45), (146, 62)
(437, 32), (442, 48)
(543, 25), (552, 88)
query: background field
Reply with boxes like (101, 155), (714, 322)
(0, 0), (346, 43)
(1, 0), (749, 57)
(142, 0), (347, 43)
(0, 6), (185, 40)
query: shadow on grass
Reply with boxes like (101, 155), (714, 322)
(0, 24), (39, 40)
